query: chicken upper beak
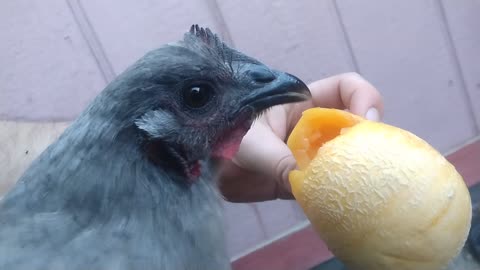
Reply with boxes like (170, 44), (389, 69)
(238, 69), (312, 114)
(213, 68), (311, 161)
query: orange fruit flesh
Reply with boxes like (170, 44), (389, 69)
(287, 109), (364, 203)
(287, 108), (364, 171)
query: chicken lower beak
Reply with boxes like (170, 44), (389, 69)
(239, 72), (311, 113)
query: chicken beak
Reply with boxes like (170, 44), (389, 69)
(238, 71), (311, 114)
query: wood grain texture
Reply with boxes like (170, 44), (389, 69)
(254, 199), (302, 239)
(335, 0), (477, 152)
(79, 0), (222, 75)
(440, 0), (480, 129)
(0, 121), (69, 197)
(223, 202), (268, 258)
(0, 0), (105, 121)
(216, 0), (356, 83)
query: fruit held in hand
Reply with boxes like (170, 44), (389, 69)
(287, 108), (472, 270)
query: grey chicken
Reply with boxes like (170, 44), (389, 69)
(0, 25), (311, 270)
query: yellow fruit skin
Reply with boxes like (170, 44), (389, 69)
(289, 110), (472, 270)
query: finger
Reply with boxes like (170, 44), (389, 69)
(218, 162), (294, 202)
(217, 161), (278, 202)
(288, 72), (384, 127)
(310, 72), (384, 116)
(233, 121), (296, 196)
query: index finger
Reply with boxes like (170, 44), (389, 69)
(287, 72), (384, 129)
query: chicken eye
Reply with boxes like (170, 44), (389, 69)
(183, 84), (214, 108)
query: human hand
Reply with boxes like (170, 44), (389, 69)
(218, 73), (384, 202)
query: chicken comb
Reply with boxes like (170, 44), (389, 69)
(189, 24), (221, 47)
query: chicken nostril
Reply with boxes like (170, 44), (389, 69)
(248, 66), (276, 84)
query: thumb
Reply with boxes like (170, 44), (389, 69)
(233, 121), (296, 199)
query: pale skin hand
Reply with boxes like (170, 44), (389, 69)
(218, 73), (384, 202)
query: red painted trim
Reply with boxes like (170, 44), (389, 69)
(232, 139), (480, 270)
(446, 140), (480, 187)
(231, 226), (332, 270)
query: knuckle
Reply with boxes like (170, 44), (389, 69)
(275, 154), (297, 186)
(343, 72), (362, 80)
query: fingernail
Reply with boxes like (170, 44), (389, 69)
(365, 107), (380, 121)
